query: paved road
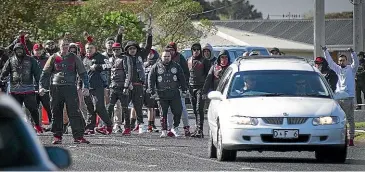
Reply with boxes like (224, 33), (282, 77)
(39, 119), (365, 171)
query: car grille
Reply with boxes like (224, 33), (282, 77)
(287, 117), (308, 124)
(262, 117), (309, 125)
(261, 134), (310, 143)
(262, 117), (283, 125)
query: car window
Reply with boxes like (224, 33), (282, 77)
(228, 70), (330, 98)
(216, 68), (233, 93)
(0, 117), (35, 169)
(181, 50), (192, 60)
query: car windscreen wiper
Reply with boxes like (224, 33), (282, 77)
(259, 93), (286, 97)
(300, 93), (330, 98)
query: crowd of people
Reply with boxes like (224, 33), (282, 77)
(0, 28), (363, 146)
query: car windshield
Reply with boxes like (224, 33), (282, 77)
(228, 70), (331, 98)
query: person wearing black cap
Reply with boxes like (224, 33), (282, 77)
(270, 47), (281, 56)
(187, 43), (211, 138)
(355, 51), (365, 110)
(314, 56), (338, 92)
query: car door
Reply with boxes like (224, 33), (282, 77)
(209, 68), (233, 141)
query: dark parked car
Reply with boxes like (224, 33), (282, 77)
(0, 94), (72, 171)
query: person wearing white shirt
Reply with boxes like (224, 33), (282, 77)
(322, 46), (359, 146)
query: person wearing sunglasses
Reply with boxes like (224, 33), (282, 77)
(107, 42), (133, 136)
(187, 43), (211, 138)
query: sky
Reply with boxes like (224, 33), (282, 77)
(206, 0), (354, 19)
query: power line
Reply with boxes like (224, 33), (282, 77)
(190, 0), (245, 16)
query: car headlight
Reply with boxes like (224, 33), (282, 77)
(230, 115), (258, 126)
(312, 116), (339, 125)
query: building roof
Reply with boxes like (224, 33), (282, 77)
(214, 26), (314, 51)
(211, 19), (353, 47)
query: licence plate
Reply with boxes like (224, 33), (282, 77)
(273, 129), (299, 139)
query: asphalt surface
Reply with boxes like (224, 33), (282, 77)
(39, 118), (365, 171)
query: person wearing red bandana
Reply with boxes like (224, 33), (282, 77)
(202, 49), (231, 98)
(82, 33), (113, 135)
(39, 39), (90, 144)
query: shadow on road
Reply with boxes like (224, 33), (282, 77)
(235, 157), (365, 165)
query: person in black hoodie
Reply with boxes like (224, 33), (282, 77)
(314, 56), (338, 92)
(202, 49), (231, 96)
(187, 43), (211, 138)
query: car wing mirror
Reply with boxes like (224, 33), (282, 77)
(208, 91), (223, 101)
(45, 146), (72, 169)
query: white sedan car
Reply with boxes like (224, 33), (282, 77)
(207, 56), (348, 163)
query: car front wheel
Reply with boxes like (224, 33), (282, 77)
(216, 127), (237, 161)
(315, 131), (347, 163)
(208, 130), (217, 159)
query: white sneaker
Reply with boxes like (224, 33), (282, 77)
(160, 130), (167, 138)
(139, 124), (146, 134)
(171, 127), (181, 137)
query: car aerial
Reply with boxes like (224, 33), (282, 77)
(0, 94), (72, 171)
(207, 56), (348, 163)
(180, 45), (270, 62)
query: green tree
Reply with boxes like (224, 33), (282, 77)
(146, 0), (215, 50)
(54, 0), (146, 49)
(0, 0), (65, 46)
(325, 11), (353, 19)
(210, 0), (262, 20)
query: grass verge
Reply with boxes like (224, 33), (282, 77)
(355, 132), (365, 142)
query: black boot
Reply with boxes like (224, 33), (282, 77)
(191, 125), (204, 138)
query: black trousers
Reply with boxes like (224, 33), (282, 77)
(158, 96), (182, 130)
(85, 87), (113, 130)
(108, 87), (130, 129)
(356, 82), (365, 105)
(50, 85), (85, 138)
(189, 86), (205, 129)
(12, 93), (40, 125)
(130, 85), (144, 124)
(36, 93), (52, 124)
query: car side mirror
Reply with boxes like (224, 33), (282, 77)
(333, 91), (349, 100)
(208, 91), (223, 101)
(45, 146), (72, 169)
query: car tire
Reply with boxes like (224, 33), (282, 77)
(208, 130), (217, 159)
(315, 129), (347, 163)
(216, 127), (237, 161)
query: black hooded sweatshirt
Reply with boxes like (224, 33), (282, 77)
(203, 49), (231, 94)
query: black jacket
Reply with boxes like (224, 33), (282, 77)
(203, 49), (231, 94)
(187, 43), (211, 87)
(324, 69), (338, 92)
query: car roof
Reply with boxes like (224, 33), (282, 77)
(231, 56), (315, 72)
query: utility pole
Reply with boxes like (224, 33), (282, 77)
(353, 0), (363, 52)
(362, 0), (365, 51)
(314, 0), (325, 58)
